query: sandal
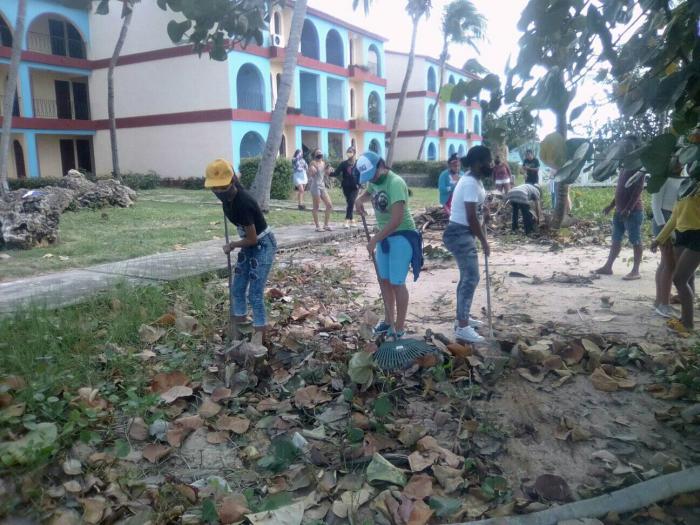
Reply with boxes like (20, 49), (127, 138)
(315, 227), (323, 232)
(324, 226), (333, 231)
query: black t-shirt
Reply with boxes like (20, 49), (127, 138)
(335, 159), (359, 189)
(522, 158), (540, 184)
(222, 187), (267, 235)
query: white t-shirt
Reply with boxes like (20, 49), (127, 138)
(449, 173), (486, 228)
(651, 175), (683, 226)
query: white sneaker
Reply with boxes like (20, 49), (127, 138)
(455, 325), (484, 343)
(454, 318), (485, 329)
(654, 304), (677, 319)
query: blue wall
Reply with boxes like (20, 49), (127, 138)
(231, 121), (270, 168)
(362, 37), (384, 77)
(364, 82), (385, 125)
(363, 131), (385, 157)
(302, 15), (350, 67)
(228, 51), (271, 111)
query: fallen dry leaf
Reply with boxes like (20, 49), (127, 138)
(216, 415), (251, 434)
(408, 451), (439, 472)
(294, 385), (332, 409)
(432, 464), (463, 493)
(160, 385), (193, 404)
(403, 474), (433, 500)
(62, 458), (82, 476)
(128, 417), (149, 441)
(206, 431), (230, 444)
(138, 324), (166, 344)
(199, 397), (222, 418)
(142, 444), (171, 464)
(153, 313), (176, 327)
(211, 387), (232, 403)
(80, 496), (107, 525)
(446, 342), (472, 358)
(175, 313), (199, 334)
(219, 494), (250, 524)
(416, 436), (462, 468)
(532, 474), (573, 502)
(150, 371), (189, 393)
(257, 397), (280, 412)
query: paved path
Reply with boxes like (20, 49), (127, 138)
(0, 224), (365, 314)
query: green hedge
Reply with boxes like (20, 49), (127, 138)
(8, 177), (62, 190)
(238, 157), (294, 200)
(391, 161), (445, 187)
(160, 177), (205, 190)
(120, 171), (160, 190)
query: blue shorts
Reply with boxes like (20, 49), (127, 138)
(612, 210), (643, 246)
(375, 235), (412, 285)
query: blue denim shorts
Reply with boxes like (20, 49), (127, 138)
(375, 235), (412, 285)
(612, 210), (643, 245)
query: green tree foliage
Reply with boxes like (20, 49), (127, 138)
(483, 109), (538, 150)
(238, 158), (293, 201)
(587, 111), (669, 157)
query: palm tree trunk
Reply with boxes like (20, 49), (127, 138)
(386, 16), (419, 166)
(416, 40), (447, 161)
(251, 0), (307, 211)
(551, 109), (569, 228)
(0, 0), (27, 195)
(108, 5), (134, 180)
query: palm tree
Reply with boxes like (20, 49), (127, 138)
(0, 0), (26, 195)
(386, 0), (432, 165)
(416, 0), (485, 160)
(250, 0), (307, 210)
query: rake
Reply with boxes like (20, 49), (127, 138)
(359, 213), (437, 370)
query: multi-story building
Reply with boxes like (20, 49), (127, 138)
(0, 0), (387, 180)
(384, 51), (483, 162)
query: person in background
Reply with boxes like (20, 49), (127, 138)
(652, 179), (700, 332)
(506, 183), (542, 235)
(442, 145), (492, 344)
(438, 153), (463, 210)
(355, 151), (422, 340)
(307, 149), (334, 232)
(205, 159), (277, 339)
(492, 155), (513, 194)
(651, 160), (684, 318)
(593, 137), (645, 280)
(292, 149), (308, 210)
(334, 146), (361, 228)
(522, 149), (540, 184)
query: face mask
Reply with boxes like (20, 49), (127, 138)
(315, 154), (322, 160)
(482, 164), (494, 177)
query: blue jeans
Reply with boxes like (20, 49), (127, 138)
(611, 210), (643, 246)
(231, 233), (277, 327)
(443, 222), (480, 322)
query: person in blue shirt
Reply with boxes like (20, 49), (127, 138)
(438, 153), (463, 208)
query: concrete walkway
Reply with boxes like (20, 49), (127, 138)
(0, 224), (365, 314)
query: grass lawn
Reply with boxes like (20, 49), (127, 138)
(0, 184), (649, 281)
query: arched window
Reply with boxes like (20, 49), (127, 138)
(369, 138), (381, 154)
(236, 64), (265, 110)
(427, 143), (437, 161)
(448, 144), (455, 157)
(0, 15), (12, 47)
(350, 88), (355, 118)
(367, 44), (381, 76)
(300, 20), (319, 60)
(449, 74), (455, 85)
(448, 109), (456, 132)
(325, 29), (344, 67)
(458, 145), (465, 156)
(27, 16), (85, 58)
(427, 67), (437, 92)
(240, 131), (265, 159)
(473, 114), (481, 135)
(272, 11), (282, 35)
(13, 140), (26, 179)
(458, 112), (465, 133)
(367, 91), (381, 124)
(427, 104), (437, 131)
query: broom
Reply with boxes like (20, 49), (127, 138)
(359, 213), (436, 370)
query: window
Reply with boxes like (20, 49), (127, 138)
(328, 132), (344, 160)
(299, 72), (320, 117)
(367, 44), (381, 76)
(300, 20), (319, 60)
(448, 109), (456, 132)
(350, 88), (355, 118)
(427, 104), (437, 131)
(427, 142), (437, 161)
(448, 144), (455, 157)
(473, 114), (481, 135)
(458, 112), (465, 133)
(13, 140), (25, 179)
(427, 67), (437, 92)
(327, 78), (344, 120)
(369, 138), (381, 154)
(0, 16), (11, 47)
(272, 11), (282, 35)
(59, 138), (92, 175)
(47, 19), (85, 58)
(458, 145), (465, 156)
(240, 131), (265, 159)
(367, 91), (381, 124)
(236, 64), (265, 111)
(325, 29), (344, 67)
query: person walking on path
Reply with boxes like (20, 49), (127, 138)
(292, 149), (308, 210)
(506, 183), (542, 235)
(593, 147), (646, 280)
(651, 162), (684, 318)
(307, 149), (334, 232)
(493, 155), (513, 194)
(443, 145), (492, 344)
(438, 153), (463, 210)
(205, 159), (277, 339)
(522, 149), (541, 185)
(334, 146), (361, 228)
(652, 180), (700, 332)
(355, 151), (422, 340)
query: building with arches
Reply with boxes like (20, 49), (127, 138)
(2, 1), (386, 180)
(384, 51), (483, 162)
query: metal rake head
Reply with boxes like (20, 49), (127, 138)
(373, 338), (437, 371)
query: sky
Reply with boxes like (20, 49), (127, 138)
(308, 0), (620, 139)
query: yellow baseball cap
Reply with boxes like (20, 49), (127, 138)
(205, 158), (234, 188)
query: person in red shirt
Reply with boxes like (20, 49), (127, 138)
(492, 155), (512, 193)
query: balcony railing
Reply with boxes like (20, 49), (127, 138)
(33, 98), (90, 120)
(237, 91), (265, 111)
(0, 95), (21, 117)
(327, 102), (344, 120)
(27, 31), (86, 59)
(300, 100), (320, 118)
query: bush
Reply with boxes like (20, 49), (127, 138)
(120, 171), (160, 190)
(8, 177), (62, 190)
(238, 157), (294, 200)
(391, 160), (446, 187)
(159, 177), (205, 190)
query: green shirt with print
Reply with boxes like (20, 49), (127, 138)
(367, 171), (416, 232)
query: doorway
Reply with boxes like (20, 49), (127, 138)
(13, 140), (26, 179)
(301, 130), (320, 156)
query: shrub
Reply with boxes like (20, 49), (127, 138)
(120, 171), (160, 190)
(391, 160), (446, 187)
(8, 177), (62, 190)
(159, 177), (205, 190)
(238, 158), (294, 200)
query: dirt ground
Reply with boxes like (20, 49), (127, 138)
(291, 234), (700, 506)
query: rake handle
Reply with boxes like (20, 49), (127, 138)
(223, 209), (232, 292)
(360, 212), (390, 318)
(484, 253), (494, 338)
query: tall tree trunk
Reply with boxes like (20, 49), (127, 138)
(416, 41), (447, 161)
(108, 6), (134, 180)
(386, 16), (419, 166)
(551, 108), (569, 228)
(0, 0), (27, 195)
(251, 0), (307, 211)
